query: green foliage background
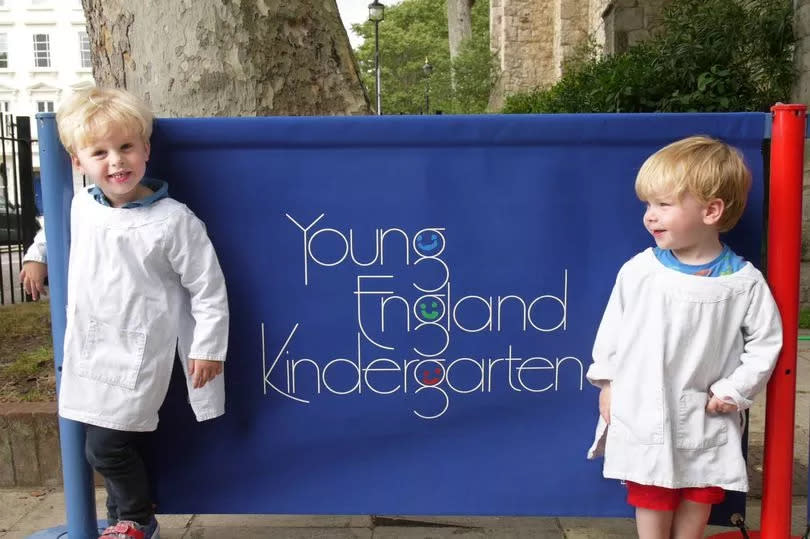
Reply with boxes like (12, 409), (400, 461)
(352, 0), (495, 114)
(503, 0), (795, 113)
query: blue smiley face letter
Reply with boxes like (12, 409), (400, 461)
(416, 232), (440, 254)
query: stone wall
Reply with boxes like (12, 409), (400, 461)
(0, 403), (61, 487)
(491, 0), (670, 107)
(557, 0), (590, 74)
(601, 0), (668, 54)
(589, 0), (612, 48)
(792, 0), (810, 307)
(490, 0), (558, 108)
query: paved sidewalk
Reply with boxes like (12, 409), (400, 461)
(3, 344), (810, 538)
(0, 489), (806, 538)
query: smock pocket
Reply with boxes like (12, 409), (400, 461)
(77, 318), (146, 390)
(610, 382), (664, 445)
(676, 391), (728, 449)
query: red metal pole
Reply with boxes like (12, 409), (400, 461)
(761, 104), (806, 538)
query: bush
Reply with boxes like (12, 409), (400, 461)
(800, 308), (810, 329)
(502, 0), (795, 113)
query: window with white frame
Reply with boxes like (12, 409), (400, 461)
(33, 34), (51, 68)
(0, 34), (7, 69)
(79, 31), (91, 68)
(0, 101), (9, 113)
(36, 101), (54, 113)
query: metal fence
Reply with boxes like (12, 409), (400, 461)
(0, 114), (39, 305)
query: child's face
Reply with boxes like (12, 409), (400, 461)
(72, 124), (150, 207)
(643, 191), (719, 260)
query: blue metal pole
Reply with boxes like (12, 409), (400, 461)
(35, 113), (97, 539)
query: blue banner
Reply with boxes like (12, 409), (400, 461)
(81, 114), (769, 517)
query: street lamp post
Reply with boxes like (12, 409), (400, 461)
(422, 58), (433, 115)
(368, 1), (385, 115)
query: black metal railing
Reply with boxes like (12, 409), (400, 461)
(0, 114), (39, 305)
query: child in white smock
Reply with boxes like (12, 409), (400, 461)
(586, 136), (782, 538)
(20, 87), (229, 539)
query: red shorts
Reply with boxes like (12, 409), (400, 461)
(626, 482), (725, 511)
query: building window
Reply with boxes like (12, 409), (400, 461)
(0, 101), (9, 113)
(0, 33), (7, 69)
(33, 34), (51, 68)
(79, 31), (91, 68)
(36, 101), (54, 113)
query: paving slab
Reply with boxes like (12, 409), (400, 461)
(380, 515), (562, 530)
(158, 513), (193, 529)
(558, 515), (636, 534)
(157, 529), (188, 539)
(559, 517), (638, 538)
(711, 498), (808, 537)
(477, 531), (565, 539)
(180, 528), (372, 539)
(190, 513), (372, 528)
(561, 529), (635, 539)
(9, 490), (66, 535)
(0, 491), (42, 533)
(2, 532), (34, 539)
(370, 527), (562, 538)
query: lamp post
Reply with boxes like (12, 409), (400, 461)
(422, 58), (433, 115)
(368, 1), (385, 115)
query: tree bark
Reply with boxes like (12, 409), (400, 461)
(447, 0), (474, 60)
(81, 0), (371, 116)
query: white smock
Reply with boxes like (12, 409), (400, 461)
(26, 187), (229, 432)
(586, 248), (781, 492)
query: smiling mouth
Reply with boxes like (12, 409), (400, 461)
(108, 171), (130, 183)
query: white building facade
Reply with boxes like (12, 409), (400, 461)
(0, 0), (93, 187)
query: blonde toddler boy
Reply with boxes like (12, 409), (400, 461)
(20, 87), (229, 539)
(586, 136), (782, 538)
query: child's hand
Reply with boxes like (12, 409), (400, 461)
(599, 383), (611, 424)
(706, 395), (737, 415)
(188, 358), (223, 389)
(19, 261), (48, 300)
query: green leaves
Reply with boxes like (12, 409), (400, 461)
(352, 0), (495, 114)
(503, 0), (795, 114)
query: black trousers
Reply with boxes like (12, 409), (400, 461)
(84, 424), (153, 525)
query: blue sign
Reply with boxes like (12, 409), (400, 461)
(44, 113), (770, 519)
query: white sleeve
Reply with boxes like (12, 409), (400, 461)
(586, 269), (625, 387)
(22, 227), (47, 264)
(164, 207), (229, 362)
(710, 279), (782, 410)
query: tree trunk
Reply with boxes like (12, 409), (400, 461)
(81, 0), (371, 116)
(447, 0), (474, 60)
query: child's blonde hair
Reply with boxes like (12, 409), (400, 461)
(56, 87), (153, 155)
(635, 135), (752, 233)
